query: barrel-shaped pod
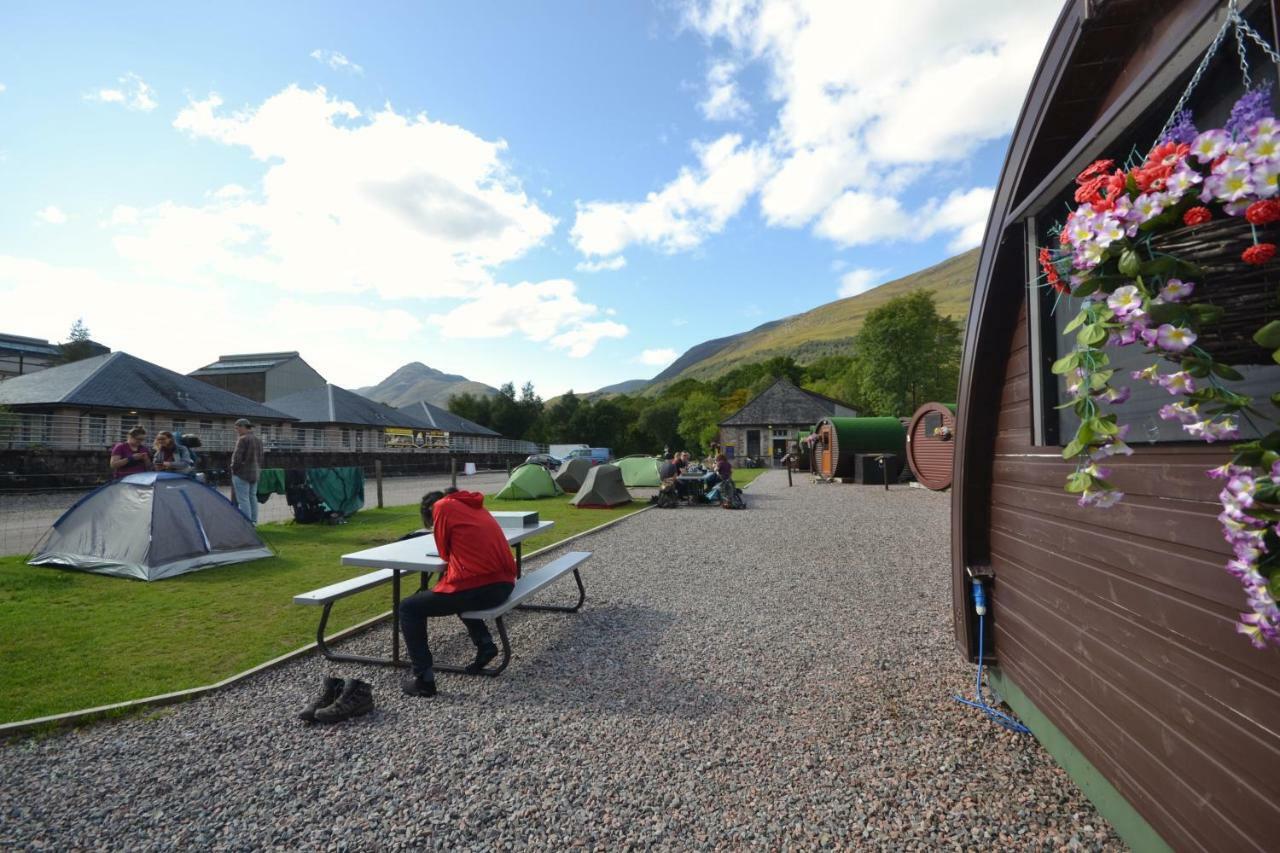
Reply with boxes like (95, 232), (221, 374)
(814, 416), (906, 480)
(905, 402), (956, 490)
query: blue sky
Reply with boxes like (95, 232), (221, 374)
(0, 1), (1061, 395)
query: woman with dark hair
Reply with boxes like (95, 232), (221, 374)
(398, 487), (516, 697)
(152, 431), (195, 475)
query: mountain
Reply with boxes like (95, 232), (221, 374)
(644, 248), (979, 389)
(356, 362), (499, 409)
(591, 378), (648, 396)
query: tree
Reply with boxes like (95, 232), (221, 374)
(448, 393), (493, 427)
(851, 290), (962, 416)
(59, 318), (97, 364)
(678, 391), (721, 454)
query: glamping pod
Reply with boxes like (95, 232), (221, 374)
(812, 417), (906, 481)
(905, 403), (956, 490)
(953, 2), (1280, 850)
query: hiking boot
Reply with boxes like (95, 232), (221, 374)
(313, 678), (373, 723)
(401, 675), (438, 697)
(298, 675), (344, 722)
(465, 641), (499, 675)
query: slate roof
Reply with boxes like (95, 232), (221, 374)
(190, 351), (302, 376)
(268, 384), (422, 428)
(0, 333), (61, 357)
(719, 378), (857, 427)
(396, 400), (500, 437)
(0, 352), (295, 419)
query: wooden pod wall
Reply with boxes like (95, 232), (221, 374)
(906, 403), (956, 490)
(813, 417), (905, 480)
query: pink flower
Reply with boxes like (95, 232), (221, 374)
(1157, 371), (1195, 395)
(1158, 279), (1194, 302)
(1107, 285), (1143, 316)
(1155, 324), (1196, 351)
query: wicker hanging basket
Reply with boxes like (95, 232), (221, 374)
(1149, 217), (1280, 365)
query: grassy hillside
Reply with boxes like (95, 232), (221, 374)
(649, 248), (978, 388)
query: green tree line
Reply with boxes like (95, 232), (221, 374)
(449, 291), (961, 456)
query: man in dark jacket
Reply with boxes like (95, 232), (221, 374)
(399, 489), (517, 697)
(230, 418), (264, 523)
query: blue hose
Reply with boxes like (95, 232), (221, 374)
(953, 580), (1032, 735)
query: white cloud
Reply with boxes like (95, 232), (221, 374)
(701, 61), (750, 121)
(270, 299), (422, 340)
(638, 347), (679, 366)
(36, 205), (67, 225)
(109, 85), (556, 300)
(575, 255), (627, 273)
(932, 186), (994, 251)
(310, 49), (364, 75)
(101, 205), (139, 227)
(0, 83), (6, 94)
(86, 72), (156, 112)
(427, 279), (627, 357)
(576, 0), (1056, 257)
(836, 267), (889, 298)
(571, 133), (772, 257)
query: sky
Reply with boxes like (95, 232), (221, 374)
(0, 1), (1062, 396)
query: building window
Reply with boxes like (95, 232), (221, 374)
(87, 414), (108, 446)
(341, 428), (351, 448)
(355, 430), (365, 451)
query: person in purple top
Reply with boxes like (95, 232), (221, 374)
(109, 425), (154, 479)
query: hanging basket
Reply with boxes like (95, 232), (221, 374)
(1148, 217), (1280, 365)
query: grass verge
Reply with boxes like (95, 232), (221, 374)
(0, 493), (645, 724)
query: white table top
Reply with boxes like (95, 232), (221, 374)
(340, 520), (555, 572)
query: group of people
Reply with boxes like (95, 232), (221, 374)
(107, 418), (265, 524)
(658, 449), (734, 502)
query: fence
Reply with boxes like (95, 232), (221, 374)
(0, 463), (519, 558)
(0, 412), (541, 455)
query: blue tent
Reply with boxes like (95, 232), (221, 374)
(29, 473), (272, 581)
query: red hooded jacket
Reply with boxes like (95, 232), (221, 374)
(431, 491), (517, 594)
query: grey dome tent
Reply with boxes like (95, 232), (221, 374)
(571, 463), (632, 508)
(554, 457), (593, 493)
(29, 473), (272, 581)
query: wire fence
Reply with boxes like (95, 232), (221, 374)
(0, 466), (516, 558)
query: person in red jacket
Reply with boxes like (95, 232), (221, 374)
(399, 488), (516, 697)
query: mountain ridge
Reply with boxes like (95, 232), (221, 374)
(356, 361), (499, 409)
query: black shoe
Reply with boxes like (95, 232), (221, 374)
(401, 675), (438, 697)
(465, 642), (499, 675)
(298, 675), (344, 722)
(313, 678), (373, 723)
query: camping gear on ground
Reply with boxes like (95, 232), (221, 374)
(812, 417), (907, 481)
(256, 468), (287, 503)
(494, 463), (563, 500)
(28, 472), (272, 581)
(306, 467), (365, 516)
(570, 463), (632, 508)
(616, 455), (663, 487)
(554, 457), (593, 493)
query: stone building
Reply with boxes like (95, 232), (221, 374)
(718, 378), (856, 465)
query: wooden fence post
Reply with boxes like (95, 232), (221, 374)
(375, 459), (384, 509)
(450, 456), (457, 490)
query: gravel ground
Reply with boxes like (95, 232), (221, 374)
(0, 472), (1122, 850)
(0, 471), (511, 557)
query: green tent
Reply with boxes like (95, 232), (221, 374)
(495, 463), (564, 500)
(616, 455), (663, 487)
(571, 463), (632, 508)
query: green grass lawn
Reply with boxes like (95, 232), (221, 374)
(0, 493), (645, 724)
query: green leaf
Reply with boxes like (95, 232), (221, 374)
(1118, 249), (1140, 277)
(1062, 437), (1086, 459)
(1139, 257), (1178, 277)
(1260, 431), (1280, 452)
(1182, 355), (1212, 378)
(1078, 324), (1108, 347)
(1189, 303), (1225, 324)
(1255, 320), (1280, 349)
(1148, 302), (1188, 325)
(1211, 362), (1244, 381)
(1072, 277), (1103, 298)
(1063, 311), (1089, 333)
(1051, 353), (1080, 375)
(1273, 348), (1280, 366)
(1065, 472), (1091, 494)
(1270, 392), (1280, 407)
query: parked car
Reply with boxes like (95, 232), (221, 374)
(524, 453), (562, 471)
(564, 447), (612, 466)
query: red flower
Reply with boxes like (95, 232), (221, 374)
(1074, 176), (1106, 205)
(1245, 200), (1280, 225)
(1038, 247), (1069, 295)
(1076, 159), (1115, 184)
(1183, 206), (1212, 226)
(1243, 243), (1277, 265)
(1144, 141), (1189, 170)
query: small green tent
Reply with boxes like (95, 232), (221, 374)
(554, 457), (593, 493)
(495, 463), (564, 500)
(571, 463), (632, 508)
(616, 455), (663, 487)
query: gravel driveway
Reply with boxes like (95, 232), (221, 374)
(0, 472), (1121, 850)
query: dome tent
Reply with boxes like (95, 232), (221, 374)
(571, 463), (632, 508)
(494, 463), (563, 500)
(29, 473), (272, 581)
(554, 457), (593, 493)
(616, 455), (663, 487)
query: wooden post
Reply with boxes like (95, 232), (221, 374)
(787, 461), (793, 487)
(375, 459), (384, 509)
(450, 456), (458, 490)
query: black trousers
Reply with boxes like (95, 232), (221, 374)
(398, 582), (513, 677)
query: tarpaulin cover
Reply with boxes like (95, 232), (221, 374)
(305, 467), (365, 516)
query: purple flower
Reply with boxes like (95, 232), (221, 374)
(1156, 371), (1195, 395)
(1161, 401), (1199, 424)
(1271, 458), (1280, 481)
(1226, 83), (1275, 139)
(1192, 128), (1230, 162)
(1107, 285), (1143, 316)
(1102, 386), (1131, 404)
(1162, 109), (1199, 145)
(1159, 279), (1193, 302)
(1156, 324), (1196, 352)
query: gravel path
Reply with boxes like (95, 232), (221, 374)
(0, 472), (1122, 850)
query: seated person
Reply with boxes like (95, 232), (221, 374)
(659, 452), (691, 498)
(714, 453), (735, 499)
(109, 426), (154, 479)
(153, 431), (195, 476)
(398, 488), (517, 698)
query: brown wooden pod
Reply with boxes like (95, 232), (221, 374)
(905, 402), (956, 490)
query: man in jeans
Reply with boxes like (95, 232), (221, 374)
(399, 489), (516, 697)
(229, 418), (263, 523)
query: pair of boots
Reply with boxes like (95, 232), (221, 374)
(299, 676), (373, 723)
